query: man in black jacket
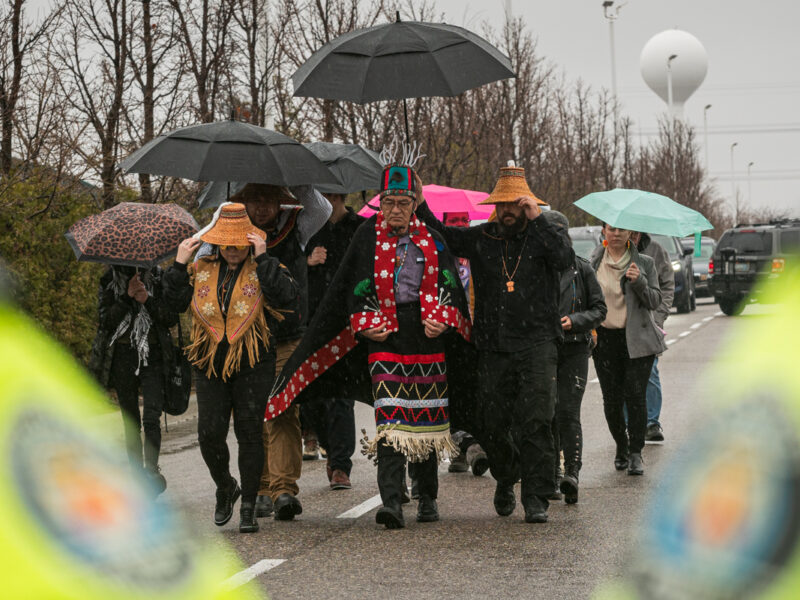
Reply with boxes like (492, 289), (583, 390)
(543, 211), (607, 505)
(415, 166), (574, 523)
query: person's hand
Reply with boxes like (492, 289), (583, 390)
(561, 316), (572, 331)
(133, 288), (149, 304)
(414, 173), (425, 206)
(361, 324), (391, 342)
(308, 246), (327, 266)
(176, 237), (202, 264)
(626, 262), (641, 282)
(247, 232), (266, 257)
(517, 196), (542, 220)
(127, 273), (141, 298)
(423, 319), (447, 338)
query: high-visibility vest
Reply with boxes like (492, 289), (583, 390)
(0, 302), (260, 600)
(595, 265), (800, 599)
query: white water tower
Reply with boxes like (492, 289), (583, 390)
(640, 29), (708, 117)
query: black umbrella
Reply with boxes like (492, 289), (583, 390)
(65, 202), (199, 268)
(303, 142), (382, 194)
(291, 12), (515, 139)
(119, 120), (339, 187)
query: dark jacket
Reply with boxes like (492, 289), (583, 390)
(88, 266), (179, 390)
(637, 233), (674, 328)
(162, 252), (299, 375)
(306, 207), (365, 318)
(559, 256), (607, 345)
(417, 202), (574, 351)
(266, 225), (307, 343)
(590, 244), (667, 359)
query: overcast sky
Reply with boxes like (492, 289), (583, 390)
(433, 0), (799, 217)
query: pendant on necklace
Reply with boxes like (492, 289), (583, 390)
(506, 280), (515, 293)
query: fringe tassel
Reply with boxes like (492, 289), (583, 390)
(359, 426), (458, 465)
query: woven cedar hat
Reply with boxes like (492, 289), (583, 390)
(199, 203), (266, 246)
(479, 165), (546, 206)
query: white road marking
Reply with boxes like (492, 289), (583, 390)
(702, 316), (715, 322)
(715, 311), (723, 316)
(666, 339), (677, 345)
(337, 494), (383, 519)
(223, 559), (286, 590)
(589, 377), (599, 384)
(690, 322), (702, 329)
(679, 331), (692, 337)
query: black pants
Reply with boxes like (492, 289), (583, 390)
(478, 341), (558, 504)
(552, 342), (590, 474)
(111, 343), (164, 471)
(304, 397), (356, 475)
(195, 357), (274, 503)
(377, 440), (437, 507)
(592, 327), (655, 454)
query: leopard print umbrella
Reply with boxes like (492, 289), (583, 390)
(65, 202), (200, 268)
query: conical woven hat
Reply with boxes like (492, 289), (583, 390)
(199, 203), (266, 246)
(479, 166), (546, 205)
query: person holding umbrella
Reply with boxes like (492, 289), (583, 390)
(415, 165), (574, 524)
(589, 224), (666, 476)
(162, 203), (299, 533)
(89, 265), (179, 495)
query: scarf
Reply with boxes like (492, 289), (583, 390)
(107, 268), (154, 374)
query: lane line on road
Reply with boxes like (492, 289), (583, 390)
(223, 559), (286, 590)
(715, 311), (723, 316)
(589, 377), (599, 384)
(691, 323), (703, 329)
(337, 494), (382, 519)
(679, 331), (692, 338)
(703, 316), (715, 322)
(666, 339), (677, 345)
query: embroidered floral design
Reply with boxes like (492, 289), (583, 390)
(381, 242), (391, 251)
(242, 283), (258, 297)
(197, 285), (210, 298)
(248, 271), (258, 282)
(201, 302), (216, 316)
(196, 271), (210, 283)
(379, 269), (390, 279)
(311, 362), (319, 371)
(233, 300), (249, 317)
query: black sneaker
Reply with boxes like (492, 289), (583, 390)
(560, 471), (579, 504)
(376, 504), (405, 529)
(645, 423), (665, 442)
(274, 493), (303, 521)
(416, 496), (439, 522)
(214, 478), (241, 526)
(614, 446), (630, 471)
(239, 501), (259, 533)
(493, 483), (516, 516)
(255, 495), (273, 518)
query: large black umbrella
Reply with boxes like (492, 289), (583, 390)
(65, 202), (200, 268)
(119, 120), (339, 187)
(291, 12), (515, 138)
(303, 142), (382, 194)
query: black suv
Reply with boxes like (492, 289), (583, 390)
(709, 219), (800, 316)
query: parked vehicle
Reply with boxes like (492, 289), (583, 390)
(709, 219), (800, 316)
(649, 233), (696, 313)
(680, 236), (716, 298)
(568, 226), (604, 260)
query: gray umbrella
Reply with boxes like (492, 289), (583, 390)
(119, 120), (339, 187)
(291, 12), (515, 138)
(303, 142), (382, 194)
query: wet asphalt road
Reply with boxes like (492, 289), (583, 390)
(131, 298), (768, 599)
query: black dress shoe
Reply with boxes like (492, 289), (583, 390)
(214, 478), (241, 526)
(523, 497), (549, 523)
(493, 483), (516, 516)
(614, 446), (630, 471)
(274, 493), (303, 520)
(255, 495), (273, 518)
(239, 501), (259, 533)
(627, 452), (644, 476)
(416, 496), (440, 522)
(560, 471), (579, 505)
(376, 504), (405, 529)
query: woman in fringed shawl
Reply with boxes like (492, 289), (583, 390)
(266, 142), (479, 529)
(163, 203), (299, 534)
(89, 265), (178, 495)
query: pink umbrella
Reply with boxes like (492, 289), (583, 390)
(358, 184), (492, 220)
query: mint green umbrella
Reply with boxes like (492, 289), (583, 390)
(574, 189), (713, 237)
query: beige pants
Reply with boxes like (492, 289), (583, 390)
(258, 339), (302, 500)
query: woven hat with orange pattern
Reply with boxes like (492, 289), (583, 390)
(199, 203), (266, 246)
(478, 165), (546, 206)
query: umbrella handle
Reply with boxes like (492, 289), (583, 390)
(402, 98), (410, 143)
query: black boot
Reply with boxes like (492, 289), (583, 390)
(523, 496), (549, 524)
(145, 465), (167, 497)
(239, 501), (259, 533)
(614, 445), (630, 471)
(376, 503), (405, 529)
(560, 468), (579, 505)
(274, 493), (303, 520)
(255, 495), (273, 518)
(627, 452), (644, 476)
(548, 464), (563, 501)
(466, 444), (489, 477)
(493, 483), (516, 516)
(214, 478), (241, 526)
(416, 495), (439, 522)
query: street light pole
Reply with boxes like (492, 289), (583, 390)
(666, 54), (678, 116)
(748, 161), (755, 205)
(602, 1), (627, 125)
(730, 141), (739, 223)
(703, 104), (712, 172)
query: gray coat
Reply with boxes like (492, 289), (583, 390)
(590, 244), (668, 359)
(637, 234), (674, 328)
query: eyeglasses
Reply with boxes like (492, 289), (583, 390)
(219, 244), (249, 251)
(380, 198), (413, 210)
